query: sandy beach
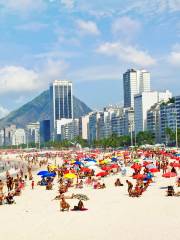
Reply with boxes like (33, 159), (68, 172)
(0, 160), (179, 240)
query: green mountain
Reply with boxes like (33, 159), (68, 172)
(0, 90), (92, 128)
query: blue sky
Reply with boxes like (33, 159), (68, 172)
(0, 0), (180, 116)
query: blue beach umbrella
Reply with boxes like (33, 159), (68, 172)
(37, 171), (49, 176)
(111, 157), (118, 162)
(74, 161), (84, 165)
(84, 158), (96, 162)
(42, 172), (56, 178)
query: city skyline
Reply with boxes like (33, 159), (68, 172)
(0, 0), (180, 117)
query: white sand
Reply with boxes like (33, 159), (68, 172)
(0, 167), (179, 240)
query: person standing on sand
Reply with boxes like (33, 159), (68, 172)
(0, 180), (4, 193)
(126, 180), (133, 194)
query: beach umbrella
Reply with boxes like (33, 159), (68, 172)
(96, 171), (108, 177)
(84, 158), (96, 162)
(162, 172), (177, 178)
(133, 174), (146, 180)
(111, 157), (118, 162)
(110, 164), (119, 169)
(146, 164), (156, 169)
(88, 165), (98, 170)
(74, 161), (84, 166)
(133, 159), (141, 163)
(80, 167), (91, 173)
(170, 162), (180, 168)
(37, 171), (49, 176)
(85, 161), (96, 167)
(131, 164), (141, 170)
(149, 168), (159, 173)
(101, 166), (112, 171)
(64, 173), (77, 179)
(49, 165), (57, 170)
(42, 172), (56, 178)
(73, 194), (89, 201)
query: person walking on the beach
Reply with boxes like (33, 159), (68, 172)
(31, 180), (35, 190)
(126, 180), (133, 194)
(0, 180), (4, 194)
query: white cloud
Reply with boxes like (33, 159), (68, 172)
(169, 51), (180, 65)
(0, 106), (9, 118)
(0, 0), (46, 13)
(39, 59), (69, 83)
(61, 0), (74, 9)
(69, 65), (121, 82)
(16, 22), (48, 32)
(112, 17), (141, 40)
(0, 66), (40, 93)
(76, 19), (100, 36)
(97, 42), (156, 67)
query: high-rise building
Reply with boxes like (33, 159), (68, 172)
(79, 115), (90, 140)
(123, 69), (151, 108)
(12, 129), (26, 146)
(40, 120), (51, 143)
(134, 91), (172, 134)
(50, 80), (73, 140)
(26, 122), (40, 145)
(147, 103), (161, 143)
(61, 119), (79, 141)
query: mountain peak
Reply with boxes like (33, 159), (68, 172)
(0, 90), (92, 129)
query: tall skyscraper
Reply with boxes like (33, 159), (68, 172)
(50, 80), (73, 139)
(123, 69), (151, 108)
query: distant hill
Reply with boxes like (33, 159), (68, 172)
(0, 90), (92, 128)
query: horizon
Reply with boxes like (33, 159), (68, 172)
(0, 0), (179, 117)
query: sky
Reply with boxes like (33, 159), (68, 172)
(0, 0), (180, 117)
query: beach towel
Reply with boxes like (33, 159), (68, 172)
(71, 208), (88, 211)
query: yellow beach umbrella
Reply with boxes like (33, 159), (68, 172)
(64, 173), (77, 179)
(49, 165), (57, 170)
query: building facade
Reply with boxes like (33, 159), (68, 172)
(50, 80), (73, 140)
(134, 91), (172, 134)
(40, 120), (51, 143)
(123, 69), (151, 108)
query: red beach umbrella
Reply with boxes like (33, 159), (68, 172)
(80, 168), (91, 173)
(133, 174), (145, 180)
(162, 172), (177, 178)
(101, 166), (112, 171)
(96, 171), (108, 177)
(149, 168), (159, 173)
(170, 162), (180, 167)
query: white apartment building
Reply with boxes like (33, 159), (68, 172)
(79, 115), (90, 140)
(26, 122), (40, 144)
(12, 129), (26, 146)
(134, 91), (172, 134)
(123, 69), (151, 108)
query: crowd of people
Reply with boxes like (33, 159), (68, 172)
(0, 147), (179, 210)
